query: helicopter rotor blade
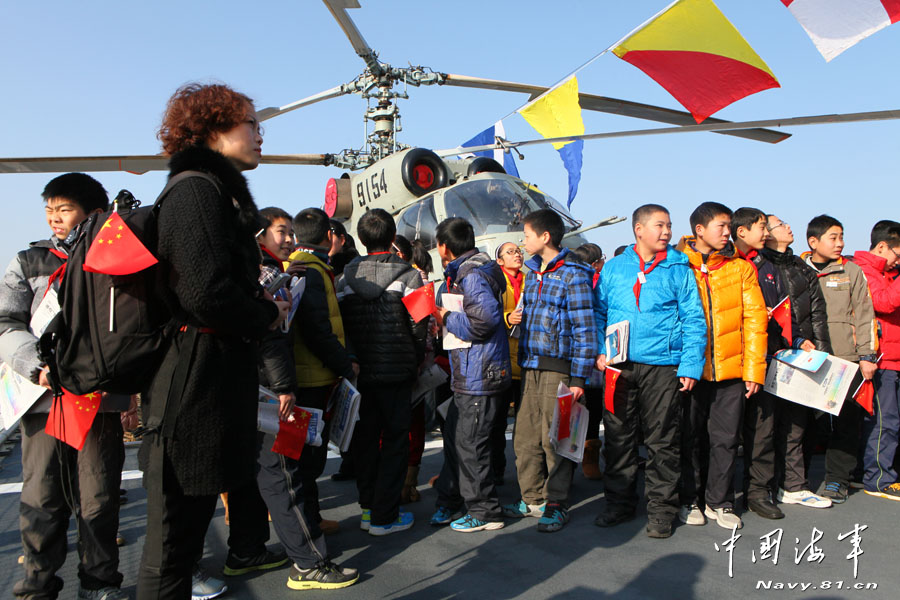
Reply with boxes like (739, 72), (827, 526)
(257, 86), (348, 122)
(435, 109), (900, 157)
(0, 154), (333, 174)
(322, 0), (383, 76)
(0, 155), (170, 175)
(441, 73), (789, 145)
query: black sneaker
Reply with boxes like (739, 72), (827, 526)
(821, 481), (849, 504)
(223, 548), (289, 576)
(646, 517), (673, 539)
(594, 510), (635, 528)
(287, 562), (359, 590)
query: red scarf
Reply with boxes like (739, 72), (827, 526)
(633, 250), (666, 310)
(536, 260), (566, 298)
(260, 246), (286, 272)
(502, 267), (523, 304)
(689, 256), (728, 287)
(45, 248), (68, 299)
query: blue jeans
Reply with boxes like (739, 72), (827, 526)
(862, 369), (900, 491)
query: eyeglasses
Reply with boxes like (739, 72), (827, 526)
(502, 248), (523, 256)
(890, 247), (900, 261)
(766, 221), (788, 232)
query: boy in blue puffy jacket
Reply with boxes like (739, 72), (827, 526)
(430, 217), (511, 532)
(504, 209), (598, 533)
(593, 204), (707, 539)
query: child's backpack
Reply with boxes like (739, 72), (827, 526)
(40, 171), (219, 396)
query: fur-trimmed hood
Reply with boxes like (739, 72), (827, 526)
(168, 145), (264, 239)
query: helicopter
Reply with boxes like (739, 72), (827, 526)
(2, 0), (899, 269)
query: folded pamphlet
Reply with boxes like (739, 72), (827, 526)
(605, 320), (629, 365)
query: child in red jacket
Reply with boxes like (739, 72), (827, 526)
(853, 220), (900, 501)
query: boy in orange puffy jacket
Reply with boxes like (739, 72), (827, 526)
(677, 202), (768, 531)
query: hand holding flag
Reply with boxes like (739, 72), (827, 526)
(271, 407), (312, 460)
(853, 379), (875, 415)
(402, 282), (436, 323)
(604, 366), (622, 415)
(556, 383), (574, 440)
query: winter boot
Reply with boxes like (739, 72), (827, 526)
(401, 465), (421, 503)
(581, 439), (603, 480)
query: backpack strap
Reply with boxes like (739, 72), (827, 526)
(154, 170), (223, 210)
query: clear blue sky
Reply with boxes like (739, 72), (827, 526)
(2, 0), (898, 268)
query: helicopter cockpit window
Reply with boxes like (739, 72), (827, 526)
(442, 179), (534, 237)
(513, 181), (581, 231)
(397, 195), (438, 249)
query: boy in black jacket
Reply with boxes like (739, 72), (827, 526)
(336, 208), (427, 536)
(732, 207), (787, 520)
(761, 214), (834, 510)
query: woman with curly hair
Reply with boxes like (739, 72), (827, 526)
(137, 83), (357, 598)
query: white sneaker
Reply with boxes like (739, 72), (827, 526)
(777, 488), (832, 509)
(678, 504), (706, 526)
(704, 506), (743, 530)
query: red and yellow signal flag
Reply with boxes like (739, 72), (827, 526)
(83, 212), (158, 276)
(612, 0), (779, 123)
(402, 282), (437, 323)
(604, 366), (622, 415)
(45, 389), (101, 450)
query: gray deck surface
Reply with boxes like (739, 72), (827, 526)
(0, 425), (896, 599)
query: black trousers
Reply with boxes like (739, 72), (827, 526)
(680, 379), (745, 509)
(296, 385), (333, 525)
(742, 390), (777, 501)
(774, 400), (810, 492)
(584, 384), (604, 441)
(352, 382), (412, 526)
(224, 477), (270, 558)
(435, 393), (504, 521)
(825, 393), (863, 486)
(603, 362), (681, 520)
(15, 412), (125, 599)
(137, 441), (217, 600)
(256, 433), (327, 569)
(490, 379), (519, 479)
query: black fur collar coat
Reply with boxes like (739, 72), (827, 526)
(142, 145), (277, 496)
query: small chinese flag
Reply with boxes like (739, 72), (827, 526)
(402, 282), (436, 323)
(45, 389), (101, 450)
(83, 212), (158, 275)
(557, 386), (574, 440)
(853, 379), (875, 416)
(604, 366), (622, 415)
(770, 296), (792, 344)
(271, 407), (312, 460)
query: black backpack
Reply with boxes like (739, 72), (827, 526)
(40, 171), (219, 396)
